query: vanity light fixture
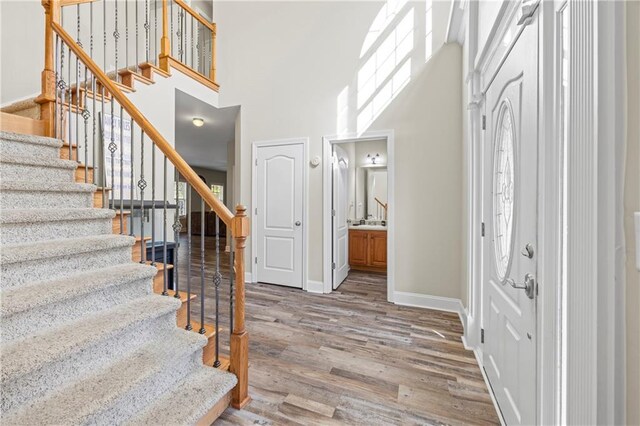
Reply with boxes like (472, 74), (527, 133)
(367, 153), (380, 165)
(192, 117), (205, 127)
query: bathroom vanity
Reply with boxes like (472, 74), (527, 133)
(348, 225), (387, 273)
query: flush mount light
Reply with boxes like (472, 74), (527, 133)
(192, 117), (204, 127)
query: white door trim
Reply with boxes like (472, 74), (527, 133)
(322, 130), (395, 299)
(251, 138), (309, 290)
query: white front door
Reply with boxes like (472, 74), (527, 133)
(256, 143), (304, 288)
(332, 144), (349, 289)
(481, 15), (538, 426)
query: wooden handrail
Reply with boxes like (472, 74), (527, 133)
(51, 21), (233, 226)
(173, 0), (215, 31)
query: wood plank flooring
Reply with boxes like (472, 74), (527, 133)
(176, 236), (499, 425)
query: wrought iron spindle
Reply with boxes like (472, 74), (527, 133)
(82, 74), (89, 182)
(119, 105), (124, 231)
(229, 236), (234, 338)
(135, 0), (139, 67)
(190, 14), (194, 69)
(139, 131), (148, 260)
(90, 1), (96, 180)
(162, 155), (168, 295)
(67, 45), (72, 160)
(170, 0), (174, 57)
(130, 121), (135, 236)
(75, 5), (81, 165)
(151, 143), (156, 265)
(114, 0), (120, 83)
(199, 197), (205, 334)
(186, 185), (192, 330)
(109, 98), (116, 209)
(173, 169), (182, 297)
(145, 0), (149, 63)
(125, 0), (129, 72)
(196, 22), (200, 74)
(58, 39), (65, 143)
(213, 213), (221, 367)
(54, 35), (60, 140)
(177, 8), (183, 61)
(154, 0), (158, 65)
(103, 0), (107, 74)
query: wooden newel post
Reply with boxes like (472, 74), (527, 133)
(230, 205), (250, 409)
(160, 0), (170, 60)
(36, 0), (60, 137)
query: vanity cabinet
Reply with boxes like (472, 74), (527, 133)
(349, 229), (387, 272)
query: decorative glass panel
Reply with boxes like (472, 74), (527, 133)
(493, 101), (516, 282)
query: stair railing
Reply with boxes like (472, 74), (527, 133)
(37, 0), (249, 410)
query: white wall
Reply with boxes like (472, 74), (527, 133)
(215, 0), (463, 299)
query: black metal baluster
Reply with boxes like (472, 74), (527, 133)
(109, 98), (116, 209)
(195, 22), (200, 74)
(54, 35), (60, 140)
(170, 0), (174, 57)
(67, 45), (72, 161)
(114, 0), (120, 82)
(119, 105), (124, 231)
(75, 4), (81, 166)
(190, 14), (194, 69)
(229, 236), (234, 339)
(135, 0), (139, 67)
(162, 155), (168, 295)
(173, 169), (182, 298)
(130, 121), (135, 236)
(145, 0), (149, 63)
(213, 213), (221, 367)
(154, 0), (158, 65)
(103, 0), (107, 73)
(186, 185), (192, 330)
(139, 131), (147, 260)
(82, 78), (89, 182)
(125, 0), (129, 72)
(151, 143), (156, 265)
(91, 1), (96, 179)
(58, 39), (65, 144)
(199, 197), (205, 334)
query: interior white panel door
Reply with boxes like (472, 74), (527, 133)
(332, 144), (350, 289)
(256, 143), (304, 288)
(481, 15), (538, 426)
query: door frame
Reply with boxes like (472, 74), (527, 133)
(251, 137), (309, 290)
(463, 1), (627, 424)
(322, 130), (395, 299)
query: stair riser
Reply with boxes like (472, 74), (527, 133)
(1, 246), (132, 290)
(84, 351), (203, 425)
(0, 162), (75, 182)
(0, 140), (60, 158)
(75, 167), (94, 183)
(0, 219), (112, 245)
(1, 278), (153, 342)
(59, 145), (78, 161)
(1, 310), (179, 415)
(132, 242), (147, 263)
(0, 191), (93, 210)
(113, 215), (128, 234)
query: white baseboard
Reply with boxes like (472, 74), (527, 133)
(394, 291), (467, 332)
(245, 272), (253, 283)
(306, 280), (324, 294)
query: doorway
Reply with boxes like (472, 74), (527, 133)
(323, 131), (395, 299)
(251, 138), (308, 288)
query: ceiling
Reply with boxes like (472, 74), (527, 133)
(174, 90), (239, 172)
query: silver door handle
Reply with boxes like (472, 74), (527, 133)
(506, 273), (536, 299)
(295, 221), (301, 226)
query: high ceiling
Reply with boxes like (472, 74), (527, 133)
(174, 90), (239, 172)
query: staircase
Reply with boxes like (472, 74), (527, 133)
(0, 129), (236, 425)
(0, 0), (249, 423)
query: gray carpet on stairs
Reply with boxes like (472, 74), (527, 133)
(0, 130), (237, 425)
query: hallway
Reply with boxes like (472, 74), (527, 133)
(174, 235), (498, 425)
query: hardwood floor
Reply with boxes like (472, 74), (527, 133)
(177, 236), (499, 425)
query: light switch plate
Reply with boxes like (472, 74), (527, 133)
(635, 212), (640, 271)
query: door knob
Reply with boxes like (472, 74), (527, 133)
(295, 221), (301, 226)
(506, 273), (536, 299)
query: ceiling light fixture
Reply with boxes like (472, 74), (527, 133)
(192, 117), (204, 127)
(367, 153), (381, 164)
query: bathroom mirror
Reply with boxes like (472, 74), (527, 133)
(366, 167), (387, 220)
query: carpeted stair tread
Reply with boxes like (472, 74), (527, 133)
(1, 295), (181, 384)
(0, 208), (114, 224)
(129, 365), (238, 426)
(0, 180), (96, 193)
(0, 234), (134, 265)
(2, 329), (207, 426)
(0, 152), (78, 169)
(0, 130), (62, 148)
(1, 263), (157, 317)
